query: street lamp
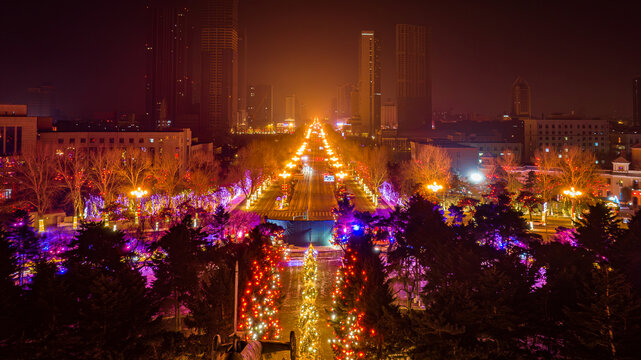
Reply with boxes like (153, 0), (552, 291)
(563, 187), (583, 220)
(279, 171), (291, 180)
(130, 187), (148, 225)
(426, 181), (443, 193)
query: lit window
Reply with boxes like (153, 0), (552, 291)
(545, 148), (549, 152)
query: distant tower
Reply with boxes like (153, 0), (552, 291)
(633, 77), (641, 128)
(285, 95), (296, 123)
(396, 24), (431, 135)
(201, 0), (238, 141)
(358, 31), (381, 138)
(336, 83), (354, 120)
(512, 77), (532, 119)
(144, 5), (190, 130)
(247, 84), (273, 129)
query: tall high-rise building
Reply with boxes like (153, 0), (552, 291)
(396, 24), (431, 135)
(26, 84), (55, 118)
(512, 76), (531, 119)
(337, 83), (354, 120)
(285, 95), (296, 123)
(247, 84), (273, 129)
(144, 4), (191, 130)
(381, 102), (397, 129)
(201, 0), (238, 142)
(357, 31), (381, 138)
(633, 77), (641, 128)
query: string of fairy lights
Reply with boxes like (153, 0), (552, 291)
(328, 246), (367, 359)
(297, 244), (321, 359)
(239, 232), (288, 340)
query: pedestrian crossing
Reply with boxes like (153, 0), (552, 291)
(259, 210), (334, 220)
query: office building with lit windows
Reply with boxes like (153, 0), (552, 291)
(523, 114), (609, 164)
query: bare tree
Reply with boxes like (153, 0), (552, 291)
(152, 153), (184, 198)
(56, 150), (89, 219)
(558, 147), (603, 196)
(89, 148), (121, 204)
(408, 144), (452, 194)
(230, 140), (275, 198)
(533, 148), (560, 214)
(16, 150), (58, 220)
(497, 150), (522, 195)
(361, 146), (390, 200)
(187, 152), (220, 196)
(118, 147), (152, 192)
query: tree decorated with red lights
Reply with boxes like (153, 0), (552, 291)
(238, 223), (287, 340)
(329, 244), (367, 359)
(329, 233), (401, 359)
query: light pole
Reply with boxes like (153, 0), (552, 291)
(130, 187), (148, 225)
(563, 187), (583, 221)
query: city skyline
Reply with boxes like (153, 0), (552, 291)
(1, 1), (641, 120)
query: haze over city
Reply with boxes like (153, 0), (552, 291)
(2, 1), (641, 359)
(2, 0), (641, 118)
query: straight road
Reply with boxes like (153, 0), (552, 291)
(274, 248), (342, 359)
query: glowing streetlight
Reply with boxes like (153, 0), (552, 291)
(426, 181), (443, 193)
(563, 187), (583, 220)
(130, 187), (148, 225)
(279, 171), (291, 179)
(286, 162), (295, 169)
(336, 172), (347, 180)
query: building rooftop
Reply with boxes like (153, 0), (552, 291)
(410, 138), (474, 149)
(613, 156), (630, 164)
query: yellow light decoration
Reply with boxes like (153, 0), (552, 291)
(298, 245), (321, 359)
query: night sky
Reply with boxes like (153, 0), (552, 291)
(1, 0), (640, 119)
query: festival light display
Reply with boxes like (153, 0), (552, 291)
(298, 244), (320, 359)
(329, 247), (367, 359)
(239, 232), (287, 340)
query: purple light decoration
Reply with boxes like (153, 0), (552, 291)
(379, 181), (404, 207)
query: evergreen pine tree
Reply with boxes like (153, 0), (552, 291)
(564, 263), (641, 359)
(574, 203), (623, 260)
(8, 209), (40, 286)
(152, 216), (206, 332)
(0, 229), (20, 351)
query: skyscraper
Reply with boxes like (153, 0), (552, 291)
(144, 4), (190, 130)
(201, 0), (238, 142)
(247, 84), (273, 129)
(381, 102), (397, 129)
(634, 77), (641, 128)
(285, 95), (296, 123)
(336, 83), (354, 120)
(512, 76), (531, 119)
(358, 31), (381, 138)
(396, 24), (431, 135)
